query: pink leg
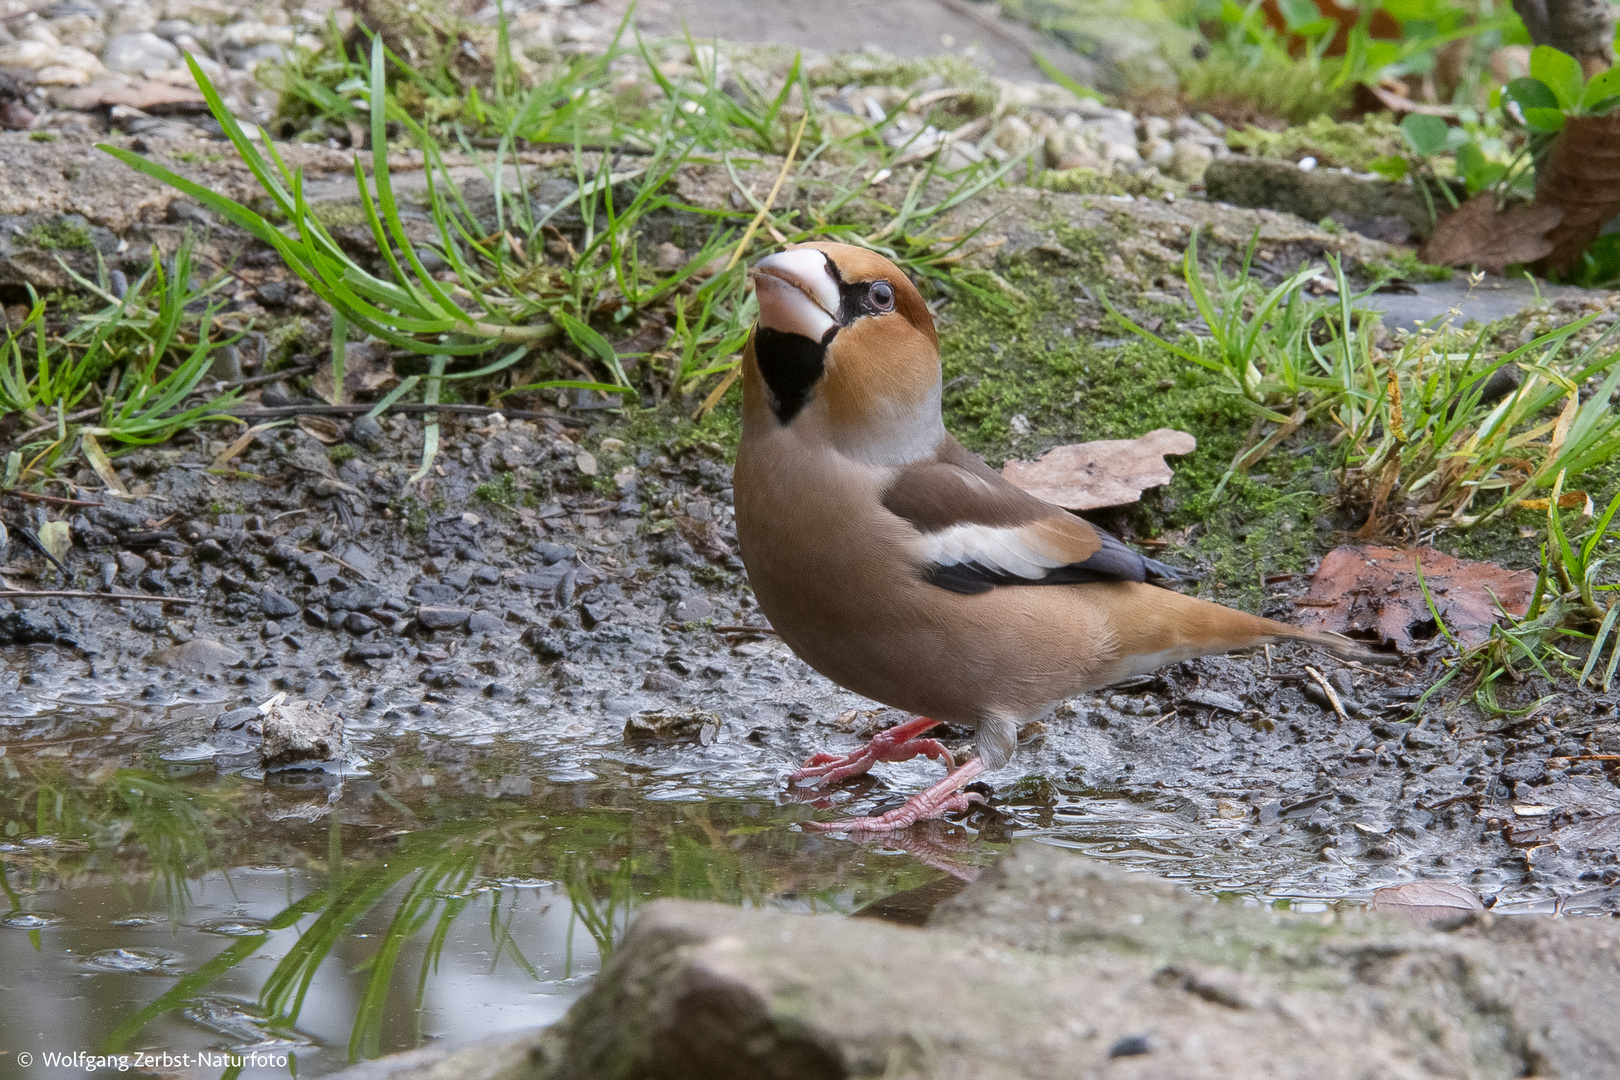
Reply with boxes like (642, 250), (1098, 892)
(789, 715), (953, 788)
(809, 758), (989, 833)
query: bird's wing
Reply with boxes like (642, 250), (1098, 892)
(880, 438), (1175, 596)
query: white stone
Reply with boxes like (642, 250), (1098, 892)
(1082, 116), (1136, 151)
(51, 44), (103, 73)
(22, 23), (62, 46)
(49, 14), (104, 51)
(221, 20), (295, 47)
(992, 114), (1034, 155)
(1142, 136), (1174, 169)
(1168, 138), (1214, 183)
(108, 1), (157, 35)
(35, 63), (91, 84)
(103, 30), (177, 74)
(0, 40), (57, 68)
(158, 0), (232, 23)
(1142, 116), (1171, 140)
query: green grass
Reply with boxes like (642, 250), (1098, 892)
(99, 18), (1027, 484)
(2, 236), (243, 480)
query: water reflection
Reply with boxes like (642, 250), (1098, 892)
(1, 749), (956, 1079)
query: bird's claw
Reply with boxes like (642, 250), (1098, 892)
(787, 716), (950, 788)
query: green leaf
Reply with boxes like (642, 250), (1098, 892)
(1530, 45), (1584, 110)
(1581, 64), (1620, 111)
(1368, 154), (1410, 180)
(1523, 107), (1567, 133)
(1400, 113), (1450, 157)
(1455, 141), (1506, 194)
(555, 311), (629, 389)
(1504, 76), (1560, 111)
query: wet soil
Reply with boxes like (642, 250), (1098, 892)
(4, 373), (1620, 1074)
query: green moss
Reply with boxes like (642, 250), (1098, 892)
(29, 130), (57, 143)
(398, 496), (430, 536)
(475, 471), (524, 507)
(936, 263), (1327, 606)
(1035, 168), (1132, 198)
(806, 51), (989, 93)
(326, 443), (358, 463)
(25, 219), (92, 251)
(309, 202), (371, 229)
(1364, 250), (1454, 284)
(1179, 48), (1351, 126)
(1225, 115), (1404, 172)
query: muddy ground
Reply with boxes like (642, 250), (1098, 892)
(4, 214), (1619, 915)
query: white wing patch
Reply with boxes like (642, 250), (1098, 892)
(916, 522), (1069, 581)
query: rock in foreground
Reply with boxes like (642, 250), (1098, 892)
(335, 843), (1620, 1079)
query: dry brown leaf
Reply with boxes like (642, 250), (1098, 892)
(1001, 428), (1196, 511)
(296, 415), (346, 444)
(1519, 491), (1593, 513)
(1534, 114), (1620, 275)
(1295, 545), (1535, 650)
(1371, 881), (1483, 925)
(1418, 194), (1563, 274)
(313, 341), (397, 405)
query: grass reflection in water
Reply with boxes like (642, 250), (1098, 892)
(0, 742), (951, 1073)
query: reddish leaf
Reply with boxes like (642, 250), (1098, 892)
(1295, 545), (1536, 650)
(1418, 194), (1563, 275)
(1001, 428), (1196, 511)
(1371, 881), (1484, 925)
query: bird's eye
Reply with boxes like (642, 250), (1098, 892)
(869, 280), (895, 311)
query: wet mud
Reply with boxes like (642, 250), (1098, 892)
(3, 388), (1619, 1076)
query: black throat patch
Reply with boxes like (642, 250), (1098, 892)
(752, 325), (834, 423)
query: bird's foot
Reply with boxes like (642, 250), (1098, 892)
(809, 758), (988, 833)
(789, 715), (951, 788)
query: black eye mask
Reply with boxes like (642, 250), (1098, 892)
(753, 261), (899, 424)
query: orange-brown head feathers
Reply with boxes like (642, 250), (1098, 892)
(746, 242), (943, 464)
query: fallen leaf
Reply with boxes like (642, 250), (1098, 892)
(312, 341), (396, 405)
(1295, 545), (1535, 650)
(1533, 113), (1620, 275)
(1371, 881), (1483, 925)
(296, 415), (346, 444)
(1002, 428), (1196, 511)
(1519, 491), (1592, 513)
(1418, 194), (1562, 274)
(36, 519), (71, 562)
(52, 78), (205, 111)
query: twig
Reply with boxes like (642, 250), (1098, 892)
(0, 587), (198, 605)
(1, 491), (101, 507)
(216, 361), (317, 391)
(1304, 665), (1349, 722)
(231, 403), (586, 425)
(13, 407), (99, 445)
(15, 526), (69, 577)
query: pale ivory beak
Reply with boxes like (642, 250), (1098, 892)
(750, 249), (841, 341)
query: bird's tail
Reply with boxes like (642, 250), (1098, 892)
(1093, 582), (1393, 686)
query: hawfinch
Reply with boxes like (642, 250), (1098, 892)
(734, 242), (1366, 831)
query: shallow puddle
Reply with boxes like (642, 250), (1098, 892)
(0, 645), (1608, 1078)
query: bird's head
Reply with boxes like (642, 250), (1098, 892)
(745, 242), (944, 463)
